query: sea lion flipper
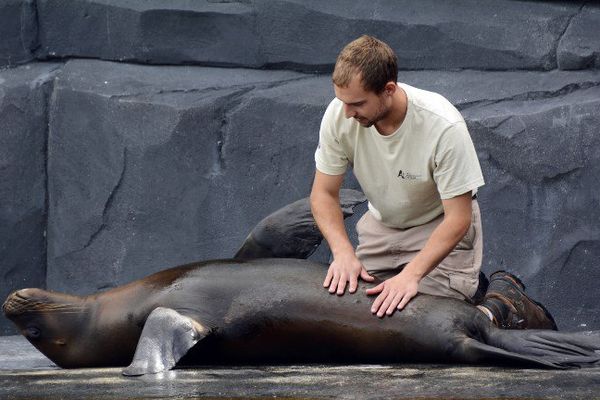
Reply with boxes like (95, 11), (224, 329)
(122, 307), (208, 376)
(458, 337), (561, 368)
(483, 328), (600, 368)
(235, 189), (366, 260)
(339, 188), (368, 217)
(456, 328), (600, 368)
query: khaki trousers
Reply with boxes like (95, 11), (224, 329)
(355, 200), (483, 301)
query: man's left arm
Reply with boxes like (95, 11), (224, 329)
(366, 192), (472, 317)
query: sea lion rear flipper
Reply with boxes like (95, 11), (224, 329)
(461, 329), (600, 368)
(235, 189), (366, 259)
(458, 337), (562, 368)
(122, 307), (209, 376)
(484, 328), (600, 368)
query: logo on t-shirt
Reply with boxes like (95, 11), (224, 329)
(397, 169), (421, 180)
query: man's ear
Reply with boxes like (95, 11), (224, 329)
(384, 81), (397, 96)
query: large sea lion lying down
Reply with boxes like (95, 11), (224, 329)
(3, 190), (600, 376)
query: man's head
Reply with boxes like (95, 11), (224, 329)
(332, 35), (399, 128)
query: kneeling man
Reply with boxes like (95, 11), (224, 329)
(311, 35), (555, 330)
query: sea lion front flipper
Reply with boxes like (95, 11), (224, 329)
(235, 189), (367, 259)
(122, 307), (209, 376)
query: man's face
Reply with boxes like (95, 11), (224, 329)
(334, 74), (389, 128)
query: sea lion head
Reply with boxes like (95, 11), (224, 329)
(3, 288), (90, 368)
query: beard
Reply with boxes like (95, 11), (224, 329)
(355, 116), (374, 127)
(355, 100), (389, 128)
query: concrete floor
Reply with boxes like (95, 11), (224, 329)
(2, 335), (600, 400)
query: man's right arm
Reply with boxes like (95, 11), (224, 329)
(310, 170), (374, 295)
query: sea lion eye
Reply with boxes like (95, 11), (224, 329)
(25, 326), (41, 339)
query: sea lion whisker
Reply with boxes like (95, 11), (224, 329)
(6, 302), (85, 315)
(31, 310), (85, 315)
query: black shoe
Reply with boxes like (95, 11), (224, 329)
(480, 271), (557, 330)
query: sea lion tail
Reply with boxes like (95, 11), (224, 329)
(234, 189), (366, 260)
(482, 328), (600, 368)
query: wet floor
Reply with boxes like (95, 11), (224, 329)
(1, 336), (599, 399)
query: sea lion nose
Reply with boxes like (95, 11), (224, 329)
(2, 292), (18, 316)
(3, 289), (35, 317)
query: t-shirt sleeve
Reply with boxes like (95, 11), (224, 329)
(433, 121), (485, 199)
(314, 101), (348, 176)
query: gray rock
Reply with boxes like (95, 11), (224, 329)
(462, 82), (600, 331)
(0, 0), (38, 67)
(46, 60), (308, 294)
(35, 0), (261, 66)
(397, 70), (600, 109)
(0, 63), (62, 334)
(558, 4), (600, 70)
(219, 76), (362, 264)
(255, 0), (578, 71)
(33, 0), (581, 71)
(45, 60), (363, 293)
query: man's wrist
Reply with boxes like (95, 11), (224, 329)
(400, 262), (426, 281)
(331, 244), (356, 259)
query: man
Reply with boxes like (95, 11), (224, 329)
(310, 35), (556, 330)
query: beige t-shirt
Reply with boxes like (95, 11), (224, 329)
(315, 83), (485, 229)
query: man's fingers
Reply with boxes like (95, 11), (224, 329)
(323, 268), (333, 288)
(365, 283), (384, 296)
(360, 268), (375, 282)
(370, 288), (387, 313)
(376, 292), (395, 317)
(328, 272), (340, 293)
(337, 273), (348, 295)
(348, 274), (359, 293)
(397, 291), (415, 310)
(386, 293), (404, 316)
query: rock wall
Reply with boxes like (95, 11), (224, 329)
(1, 0), (599, 335)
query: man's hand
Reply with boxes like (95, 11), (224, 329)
(311, 171), (373, 295)
(323, 252), (375, 295)
(366, 270), (419, 317)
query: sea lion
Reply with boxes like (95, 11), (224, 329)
(3, 190), (600, 375)
(3, 259), (600, 375)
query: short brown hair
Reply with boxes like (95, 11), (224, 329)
(332, 35), (398, 94)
